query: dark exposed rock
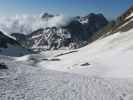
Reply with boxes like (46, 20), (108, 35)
(0, 31), (20, 48)
(11, 33), (28, 47)
(80, 63), (90, 66)
(65, 20), (85, 40)
(117, 6), (133, 23)
(50, 58), (61, 61)
(0, 31), (32, 56)
(42, 58), (61, 61)
(91, 6), (133, 41)
(0, 63), (8, 69)
(76, 13), (108, 41)
(55, 50), (78, 57)
(11, 33), (27, 40)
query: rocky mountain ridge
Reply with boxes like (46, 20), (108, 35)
(11, 13), (108, 51)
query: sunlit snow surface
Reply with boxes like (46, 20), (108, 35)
(3, 28), (132, 100)
(0, 56), (133, 100)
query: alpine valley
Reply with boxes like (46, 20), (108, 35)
(0, 5), (133, 100)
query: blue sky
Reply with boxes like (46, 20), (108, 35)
(0, 0), (133, 19)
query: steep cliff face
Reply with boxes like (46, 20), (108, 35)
(76, 13), (108, 40)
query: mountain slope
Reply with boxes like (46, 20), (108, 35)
(13, 7), (133, 78)
(16, 16), (133, 78)
(1, 57), (133, 100)
(32, 7), (133, 78)
(0, 31), (31, 56)
(91, 6), (133, 41)
(10, 12), (133, 100)
(11, 13), (108, 50)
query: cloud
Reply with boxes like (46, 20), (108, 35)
(0, 14), (71, 35)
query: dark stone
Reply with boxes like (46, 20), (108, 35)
(0, 31), (20, 48)
(50, 58), (61, 61)
(80, 63), (90, 66)
(0, 63), (8, 69)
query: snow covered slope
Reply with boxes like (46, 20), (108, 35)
(35, 30), (131, 78)
(34, 12), (133, 78)
(0, 57), (133, 100)
(11, 6), (133, 78)
(10, 26), (133, 99)
(15, 25), (133, 78)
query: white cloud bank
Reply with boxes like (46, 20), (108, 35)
(0, 14), (71, 35)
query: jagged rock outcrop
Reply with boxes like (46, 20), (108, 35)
(91, 6), (133, 41)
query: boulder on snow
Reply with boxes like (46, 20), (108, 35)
(0, 63), (8, 69)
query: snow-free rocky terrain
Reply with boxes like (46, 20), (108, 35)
(0, 6), (133, 100)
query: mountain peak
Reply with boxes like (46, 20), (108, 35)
(41, 13), (54, 19)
